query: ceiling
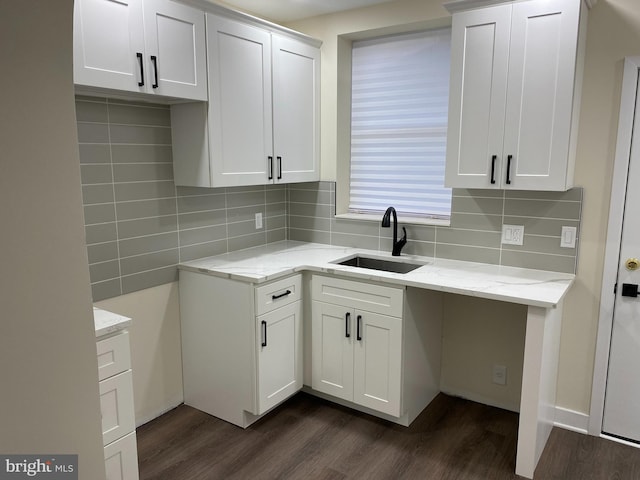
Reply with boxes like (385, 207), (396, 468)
(216, 0), (395, 23)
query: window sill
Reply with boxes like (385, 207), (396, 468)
(335, 212), (451, 227)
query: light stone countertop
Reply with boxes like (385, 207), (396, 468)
(179, 241), (575, 308)
(93, 306), (131, 337)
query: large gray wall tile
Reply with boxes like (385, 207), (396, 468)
(108, 104), (171, 126)
(117, 215), (178, 239)
(110, 125), (172, 144)
(121, 266), (178, 295)
(116, 198), (177, 221)
(81, 164), (113, 184)
(119, 232), (179, 257)
(76, 101), (108, 122)
(115, 181), (176, 201)
(178, 210), (226, 229)
(111, 144), (173, 164)
(79, 144), (111, 164)
(500, 250), (576, 273)
(87, 242), (119, 264)
(77, 123), (109, 143)
(91, 279), (122, 302)
(436, 244), (500, 265)
(89, 260), (121, 283)
(82, 184), (115, 205)
(120, 249), (178, 276)
(84, 203), (116, 225)
(180, 240), (227, 262)
(179, 225), (228, 247)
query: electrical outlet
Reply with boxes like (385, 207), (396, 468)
(560, 226), (577, 248)
(501, 225), (524, 246)
(255, 212), (263, 229)
(492, 364), (507, 385)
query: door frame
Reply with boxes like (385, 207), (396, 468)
(589, 56), (640, 436)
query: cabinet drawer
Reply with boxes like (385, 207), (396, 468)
(97, 331), (132, 381)
(311, 275), (403, 317)
(100, 370), (136, 446)
(104, 431), (139, 480)
(255, 274), (302, 316)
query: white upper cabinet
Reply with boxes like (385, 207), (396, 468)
(207, 16), (274, 186)
(171, 13), (320, 187)
(445, 0), (588, 191)
(74, 0), (207, 101)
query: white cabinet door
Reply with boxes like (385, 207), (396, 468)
(311, 301), (354, 402)
(502, 0), (581, 190)
(353, 311), (402, 417)
(104, 432), (140, 480)
(207, 14), (273, 187)
(143, 0), (207, 100)
(74, 0), (206, 100)
(445, 4), (511, 189)
(73, 0), (145, 92)
(272, 35), (320, 184)
(256, 300), (303, 415)
(99, 370), (136, 446)
(445, 0), (583, 191)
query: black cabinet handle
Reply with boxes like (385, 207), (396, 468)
(261, 320), (267, 347)
(268, 156), (273, 180)
(136, 52), (144, 86)
(277, 156), (282, 180)
(150, 55), (159, 88)
(271, 289), (291, 300)
(356, 315), (362, 341)
(490, 155), (497, 184)
(345, 312), (351, 338)
(506, 155), (513, 185)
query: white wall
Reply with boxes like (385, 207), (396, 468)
(0, 1), (105, 478)
(95, 283), (184, 425)
(287, 0), (640, 417)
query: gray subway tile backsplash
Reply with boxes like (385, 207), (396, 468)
(77, 96), (290, 301)
(77, 97), (583, 302)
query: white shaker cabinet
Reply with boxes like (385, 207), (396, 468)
(171, 14), (320, 187)
(310, 275), (441, 424)
(96, 330), (139, 480)
(74, 0), (207, 101)
(179, 271), (303, 427)
(445, 0), (589, 190)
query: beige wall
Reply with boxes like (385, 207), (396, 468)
(96, 283), (184, 425)
(288, 0), (640, 415)
(0, 1), (105, 478)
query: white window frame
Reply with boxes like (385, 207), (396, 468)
(335, 24), (453, 227)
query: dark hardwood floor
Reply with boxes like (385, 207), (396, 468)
(136, 393), (640, 479)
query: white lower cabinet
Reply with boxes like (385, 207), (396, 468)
(310, 275), (442, 425)
(96, 331), (139, 480)
(179, 271), (302, 427)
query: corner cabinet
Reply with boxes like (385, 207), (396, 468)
(171, 13), (321, 187)
(179, 271), (303, 427)
(310, 275), (443, 425)
(73, 0), (207, 101)
(444, 0), (590, 191)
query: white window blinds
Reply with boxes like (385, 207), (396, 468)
(349, 28), (452, 219)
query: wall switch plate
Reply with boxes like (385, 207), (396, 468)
(501, 225), (524, 245)
(492, 364), (507, 385)
(560, 226), (577, 248)
(255, 212), (263, 229)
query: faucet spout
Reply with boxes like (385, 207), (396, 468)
(381, 206), (407, 256)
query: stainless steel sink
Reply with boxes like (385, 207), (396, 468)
(334, 255), (424, 274)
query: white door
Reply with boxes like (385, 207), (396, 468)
(73, 0), (145, 92)
(502, 0), (580, 190)
(207, 14), (273, 187)
(353, 311), (402, 417)
(602, 76), (640, 442)
(256, 301), (302, 415)
(311, 301), (354, 401)
(143, 0), (207, 100)
(444, 3), (511, 189)
(272, 35), (320, 184)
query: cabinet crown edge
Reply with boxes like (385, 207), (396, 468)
(443, 0), (596, 14)
(180, 0), (322, 47)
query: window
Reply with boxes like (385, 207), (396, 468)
(348, 28), (452, 221)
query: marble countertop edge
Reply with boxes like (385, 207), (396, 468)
(179, 241), (575, 309)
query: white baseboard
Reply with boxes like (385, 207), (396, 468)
(554, 406), (589, 434)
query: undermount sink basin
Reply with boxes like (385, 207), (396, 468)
(333, 255), (424, 274)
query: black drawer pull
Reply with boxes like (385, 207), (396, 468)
(268, 156), (273, 180)
(151, 55), (159, 88)
(136, 52), (144, 86)
(277, 156), (282, 180)
(261, 320), (267, 347)
(272, 289), (291, 300)
(345, 312), (351, 338)
(490, 155), (497, 184)
(356, 315), (362, 341)
(506, 154), (513, 185)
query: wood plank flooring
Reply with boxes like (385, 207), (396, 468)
(136, 393), (640, 479)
